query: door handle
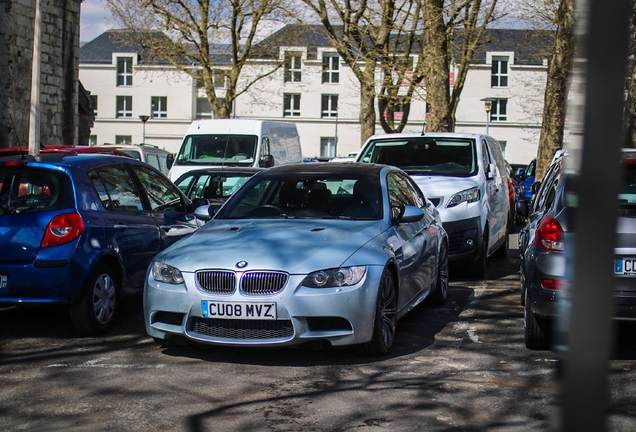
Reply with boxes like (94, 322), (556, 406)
(113, 224), (128, 229)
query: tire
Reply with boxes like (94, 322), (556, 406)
(524, 289), (550, 350)
(69, 263), (118, 335)
(493, 227), (509, 259)
(428, 241), (449, 306)
(357, 269), (397, 356)
(469, 230), (488, 279)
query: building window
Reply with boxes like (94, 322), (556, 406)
(196, 97), (213, 119)
(89, 135), (97, 146)
(90, 95), (98, 116)
(116, 57), (133, 86)
(115, 135), (132, 145)
(322, 54), (339, 83)
(213, 69), (226, 88)
(151, 97), (168, 118)
(284, 52), (302, 82)
(320, 137), (337, 158)
(499, 140), (507, 158)
(283, 94), (301, 117)
(196, 97), (231, 119)
(321, 94), (338, 118)
(116, 96), (133, 118)
(490, 99), (507, 121)
(491, 56), (508, 87)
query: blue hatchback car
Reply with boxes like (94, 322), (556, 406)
(0, 153), (202, 334)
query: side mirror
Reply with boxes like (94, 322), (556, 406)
(531, 181), (542, 195)
(166, 154), (174, 169)
(393, 205), (425, 224)
(487, 163), (496, 180)
(260, 154), (274, 168)
(194, 204), (214, 221)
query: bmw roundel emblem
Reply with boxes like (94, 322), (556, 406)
(236, 260), (248, 269)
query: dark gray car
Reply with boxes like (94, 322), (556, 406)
(516, 149), (636, 350)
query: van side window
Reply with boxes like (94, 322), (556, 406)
(481, 141), (492, 174)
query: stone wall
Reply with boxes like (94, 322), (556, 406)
(0, 0), (82, 148)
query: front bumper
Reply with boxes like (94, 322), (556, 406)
(442, 216), (482, 262)
(144, 265), (385, 347)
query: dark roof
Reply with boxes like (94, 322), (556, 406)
(466, 29), (555, 66)
(252, 25), (333, 60)
(80, 30), (139, 64)
(80, 26), (554, 67)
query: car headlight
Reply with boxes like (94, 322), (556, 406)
(446, 187), (480, 208)
(151, 261), (184, 284)
(302, 266), (366, 288)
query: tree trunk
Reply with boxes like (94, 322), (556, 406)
(535, 0), (574, 181)
(359, 61), (377, 145)
(422, 0), (453, 132)
(360, 83), (377, 145)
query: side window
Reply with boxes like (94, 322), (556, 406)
(388, 172), (421, 219)
(481, 141), (492, 175)
(88, 165), (144, 211)
(132, 165), (184, 212)
(532, 165), (560, 213)
(146, 154), (161, 171)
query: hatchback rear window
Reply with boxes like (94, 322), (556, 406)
(0, 168), (73, 214)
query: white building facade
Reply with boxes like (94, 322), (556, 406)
(79, 26), (551, 165)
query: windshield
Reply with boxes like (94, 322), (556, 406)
(121, 149), (142, 160)
(358, 137), (478, 176)
(620, 159), (636, 204)
(176, 172), (257, 201)
(217, 174), (382, 220)
(0, 168), (73, 215)
(525, 159), (536, 177)
(177, 134), (258, 166)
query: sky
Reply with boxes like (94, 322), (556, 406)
(80, 0), (114, 43)
(79, 0), (532, 44)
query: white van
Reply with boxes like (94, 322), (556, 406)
(356, 132), (509, 277)
(168, 119), (303, 180)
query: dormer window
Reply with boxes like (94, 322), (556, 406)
(116, 57), (133, 86)
(491, 56), (508, 87)
(322, 54), (339, 83)
(284, 52), (302, 82)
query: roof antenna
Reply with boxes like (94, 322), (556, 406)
(8, 112), (26, 160)
(421, 119), (426, 135)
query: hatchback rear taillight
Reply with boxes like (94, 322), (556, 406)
(41, 213), (84, 248)
(534, 217), (565, 251)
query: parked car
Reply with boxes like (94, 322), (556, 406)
(510, 163), (528, 182)
(516, 149), (636, 349)
(169, 119), (303, 180)
(356, 132), (509, 277)
(173, 167), (262, 212)
(96, 144), (174, 175)
(145, 162), (449, 355)
(0, 153), (203, 334)
(519, 158), (536, 201)
(505, 161), (522, 229)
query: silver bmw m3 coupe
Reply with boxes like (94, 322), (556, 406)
(144, 162), (448, 355)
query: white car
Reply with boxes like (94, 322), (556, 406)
(357, 132), (510, 277)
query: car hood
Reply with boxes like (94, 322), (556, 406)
(159, 219), (388, 274)
(408, 174), (481, 201)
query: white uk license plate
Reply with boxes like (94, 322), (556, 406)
(201, 300), (277, 320)
(615, 258), (636, 276)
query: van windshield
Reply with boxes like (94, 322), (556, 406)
(358, 137), (478, 177)
(177, 134), (258, 166)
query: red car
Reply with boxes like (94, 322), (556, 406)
(0, 144), (133, 158)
